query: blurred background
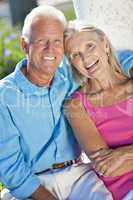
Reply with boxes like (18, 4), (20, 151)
(0, 0), (75, 79)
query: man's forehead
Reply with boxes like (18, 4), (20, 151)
(31, 16), (64, 29)
(29, 17), (64, 40)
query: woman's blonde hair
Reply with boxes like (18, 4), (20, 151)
(65, 21), (127, 85)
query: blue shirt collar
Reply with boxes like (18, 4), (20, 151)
(14, 59), (48, 96)
(14, 58), (66, 96)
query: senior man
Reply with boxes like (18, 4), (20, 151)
(0, 5), (133, 200)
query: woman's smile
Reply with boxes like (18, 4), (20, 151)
(85, 58), (99, 74)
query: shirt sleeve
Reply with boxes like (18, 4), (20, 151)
(0, 104), (40, 199)
(117, 50), (133, 78)
(63, 56), (80, 97)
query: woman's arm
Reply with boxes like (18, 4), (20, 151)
(64, 98), (108, 155)
(64, 98), (133, 177)
(90, 145), (133, 176)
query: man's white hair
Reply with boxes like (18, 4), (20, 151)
(22, 5), (67, 43)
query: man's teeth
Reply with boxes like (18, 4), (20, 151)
(44, 57), (55, 61)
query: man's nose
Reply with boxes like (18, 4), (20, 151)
(45, 42), (54, 52)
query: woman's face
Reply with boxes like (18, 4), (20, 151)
(65, 31), (109, 79)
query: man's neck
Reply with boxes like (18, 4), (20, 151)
(21, 67), (53, 87)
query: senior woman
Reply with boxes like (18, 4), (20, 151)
(64, 22), (133, 200)
(72, 0), (133, 78)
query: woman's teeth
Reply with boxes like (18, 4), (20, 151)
(86, 60), (99, 69)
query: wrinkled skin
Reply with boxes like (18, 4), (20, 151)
(90, 145), (133, 177)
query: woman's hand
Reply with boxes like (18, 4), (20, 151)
(90, 145), (133, 177)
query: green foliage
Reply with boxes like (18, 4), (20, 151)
(0, 20), (24, 191)
(64, 8), (76, 21)
(0, 20), (24, 79)
(0, 182), (4, 192)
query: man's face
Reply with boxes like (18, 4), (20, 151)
(23, 17), (64, 77)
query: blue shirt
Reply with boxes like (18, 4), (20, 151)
(117, 50), (133, 77)
(0, 58), (80, 198)
(0, 51), (133, 199)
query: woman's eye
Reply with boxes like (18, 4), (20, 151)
(87, 43), (95, 51)
(71, 53), (80, 60)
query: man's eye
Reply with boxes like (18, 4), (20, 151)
(54, 40), (62, 46)
(34, 39), (48, 47)
(39, 40), (48, 46)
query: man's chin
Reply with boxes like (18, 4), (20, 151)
(41, 67), (57, 76)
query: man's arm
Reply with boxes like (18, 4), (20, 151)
(60, 56), (80, 96)
(117, 50), (133, 78)
(0, 104), (56, 199)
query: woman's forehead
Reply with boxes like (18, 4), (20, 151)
(67, 31), (98, 49)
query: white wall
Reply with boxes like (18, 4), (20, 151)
(38, 0), (71, 6)
(73, 0), (133, 50)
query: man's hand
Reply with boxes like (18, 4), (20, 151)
(130, 67), (133, 77)
(32, 185), (57, 200)
(90, 145), (133, 177)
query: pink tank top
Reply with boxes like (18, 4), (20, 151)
(73, 91), (133, 200)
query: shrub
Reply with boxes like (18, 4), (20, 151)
(0, 20), (24, 79)
(0, 21), (24, 188)
(0, 182), (4, 192)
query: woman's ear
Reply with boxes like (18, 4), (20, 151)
(20, 37), (29, 54)
(103, 36), (110, 55)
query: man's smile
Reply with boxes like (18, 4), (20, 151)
(43, 56), (56, 61)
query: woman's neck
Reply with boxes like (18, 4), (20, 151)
(85, 71), (128, 95)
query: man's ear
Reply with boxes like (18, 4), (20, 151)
(20, 37), (29, 54)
